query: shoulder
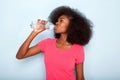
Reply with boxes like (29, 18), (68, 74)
(40, 38), (56, 43)
(74, 44), (84, 50)
(37, 38), (56, 48)
(73, 44), (85, 63)
(73, 44), (84, 54)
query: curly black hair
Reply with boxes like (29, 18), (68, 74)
(48, 6), (93, 46)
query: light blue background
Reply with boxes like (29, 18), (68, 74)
(0, 0), (120, 80)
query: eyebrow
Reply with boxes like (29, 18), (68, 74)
(59, 17), (65, 20)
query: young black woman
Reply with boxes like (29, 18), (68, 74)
(16, 6), (93, 80)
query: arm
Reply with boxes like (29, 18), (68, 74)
(16, 19), (47, 59)
(75, 63), (85, 80)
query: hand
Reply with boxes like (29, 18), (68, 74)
(33, 19), (47, 33)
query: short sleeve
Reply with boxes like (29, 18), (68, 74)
(75, 45), (85, 64)
(37, 38), (50, 52)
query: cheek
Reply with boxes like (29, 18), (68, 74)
(54, 26), (67, 33)
(61, 24), (69, 32)
(54, 23), (69, 33)
(61, 26), (67, 32)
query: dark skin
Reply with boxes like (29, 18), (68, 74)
(16, 15), (84, 80)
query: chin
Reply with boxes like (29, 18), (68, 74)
(54, 31), (60, 34)
(54, 29), (60, 33)
(54, 29), (66, 34)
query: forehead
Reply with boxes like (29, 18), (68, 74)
(58, 15), (68, 19)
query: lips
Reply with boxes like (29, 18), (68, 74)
(54, 26), (58, 30)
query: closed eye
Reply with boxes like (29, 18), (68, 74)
(60, 19), (63, 22)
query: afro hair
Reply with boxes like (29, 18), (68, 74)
(48, 6), (93, 46)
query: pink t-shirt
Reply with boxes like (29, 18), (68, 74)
(38, 38), (84, 80)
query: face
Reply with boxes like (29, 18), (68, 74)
(54, 15), (70, 34)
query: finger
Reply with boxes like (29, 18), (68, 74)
(41, 20), (47, 25)
(42, 21), (45, 24)
(38, 19), (41, 21)
(44, 21), (47, 24)
(37, 19), (41, 24)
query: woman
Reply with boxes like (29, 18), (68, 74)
(16, 6), (92, 80)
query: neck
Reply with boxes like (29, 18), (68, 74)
(57, 33), (71, 45)
(59, 33), (67, 42)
